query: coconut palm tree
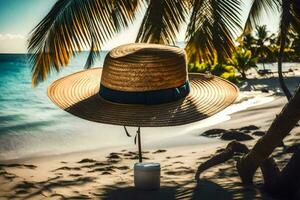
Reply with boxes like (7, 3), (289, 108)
(237, 32), (256, 54)
(195, 85), (300, 197)
(236, 0), (300, 186)
(228, 48), (257, 79)
(28, 0), (242, 86)
(237, 85), (300, 185)
(276, 0), (300, 100)
(244, 0), (300, 100)
(253, 25), (274, 70)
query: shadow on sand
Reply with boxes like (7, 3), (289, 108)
(0, 144), (283, 199)
(241, 76), (300, 94)
(97, 180), (233, 200)
(1, 160), (275, 200)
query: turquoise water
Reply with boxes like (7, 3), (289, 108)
(0, 53), (298, 160)
(0, 52), (135, 160)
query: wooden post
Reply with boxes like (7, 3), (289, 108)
(137, 127), (142, 163)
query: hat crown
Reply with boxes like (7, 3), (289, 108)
(100, 43), (187, 92)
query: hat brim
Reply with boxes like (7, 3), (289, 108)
(48, 68), (238, 127)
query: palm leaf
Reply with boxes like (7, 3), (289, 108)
(289, 0), (300, 34)
(244, 0), (279, 33)
(85, 41), (101, 69)
(135, 0), (189, 44)
(278, 0), (292, 44)
(275, 0), (299, 43)
(185, 0), (242, 64)
(28, 0), (142, 86)
(276, 0), (300, 45)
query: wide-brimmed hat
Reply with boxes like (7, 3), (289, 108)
(48, 43), (238, 127)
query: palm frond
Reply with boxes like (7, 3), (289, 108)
(135, 0), (189, 44)
(244, 0), (279, 33)
(85, 41), (101, 69)
(277, 0), (293, 45)
(277, 0), (300, 48)
(28, 0), (142, 86)
(185, 0), (242, 64)
(289, 0), (300, 34)
(185, 0), (205, 39)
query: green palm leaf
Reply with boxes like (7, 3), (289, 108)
(28, 0), (142, 86)
(243, 0), (279, 33)
(135, 0), (189, 44)
(289, 0), (300, 34)
(185, 0), (242, 64)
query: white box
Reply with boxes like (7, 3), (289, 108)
(134, 162), (160, 190)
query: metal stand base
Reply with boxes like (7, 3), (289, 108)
(124, 126), (161, 190)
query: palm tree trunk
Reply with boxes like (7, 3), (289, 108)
(278, 35), (292, 100)
(262, 60), (266, 70)
(277, 0), (293, 100)
(240, 70), (247, 79)
(237, 86), (300, 184)
(195, 141), (249, 180)
(268, 149), (300, 199)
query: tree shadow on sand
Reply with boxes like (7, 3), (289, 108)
(3, 175), (96, 200)
(0, 146), (281, 200)
(241, 76), (300, 95)
(96, 158), (275, 200)
(97, 180), (233, 200)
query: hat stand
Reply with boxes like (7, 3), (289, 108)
(124, 126), (161, 190)
(136, 127), (142, 163)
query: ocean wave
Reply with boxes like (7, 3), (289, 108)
(0, 120), (59, 134)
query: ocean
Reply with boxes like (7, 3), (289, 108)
(0, 52), (297, 160)
(0, 52), (129, 160)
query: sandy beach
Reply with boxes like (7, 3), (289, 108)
(0, 71), (299, 200)
(1, 0), (300, 198)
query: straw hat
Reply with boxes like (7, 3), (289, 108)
(48, 43), (238, 127)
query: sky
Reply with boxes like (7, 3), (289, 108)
(0, 0), (280, 53)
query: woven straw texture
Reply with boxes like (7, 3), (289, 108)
(48, 68), (238, 127)
(101, 43), (187, 92)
